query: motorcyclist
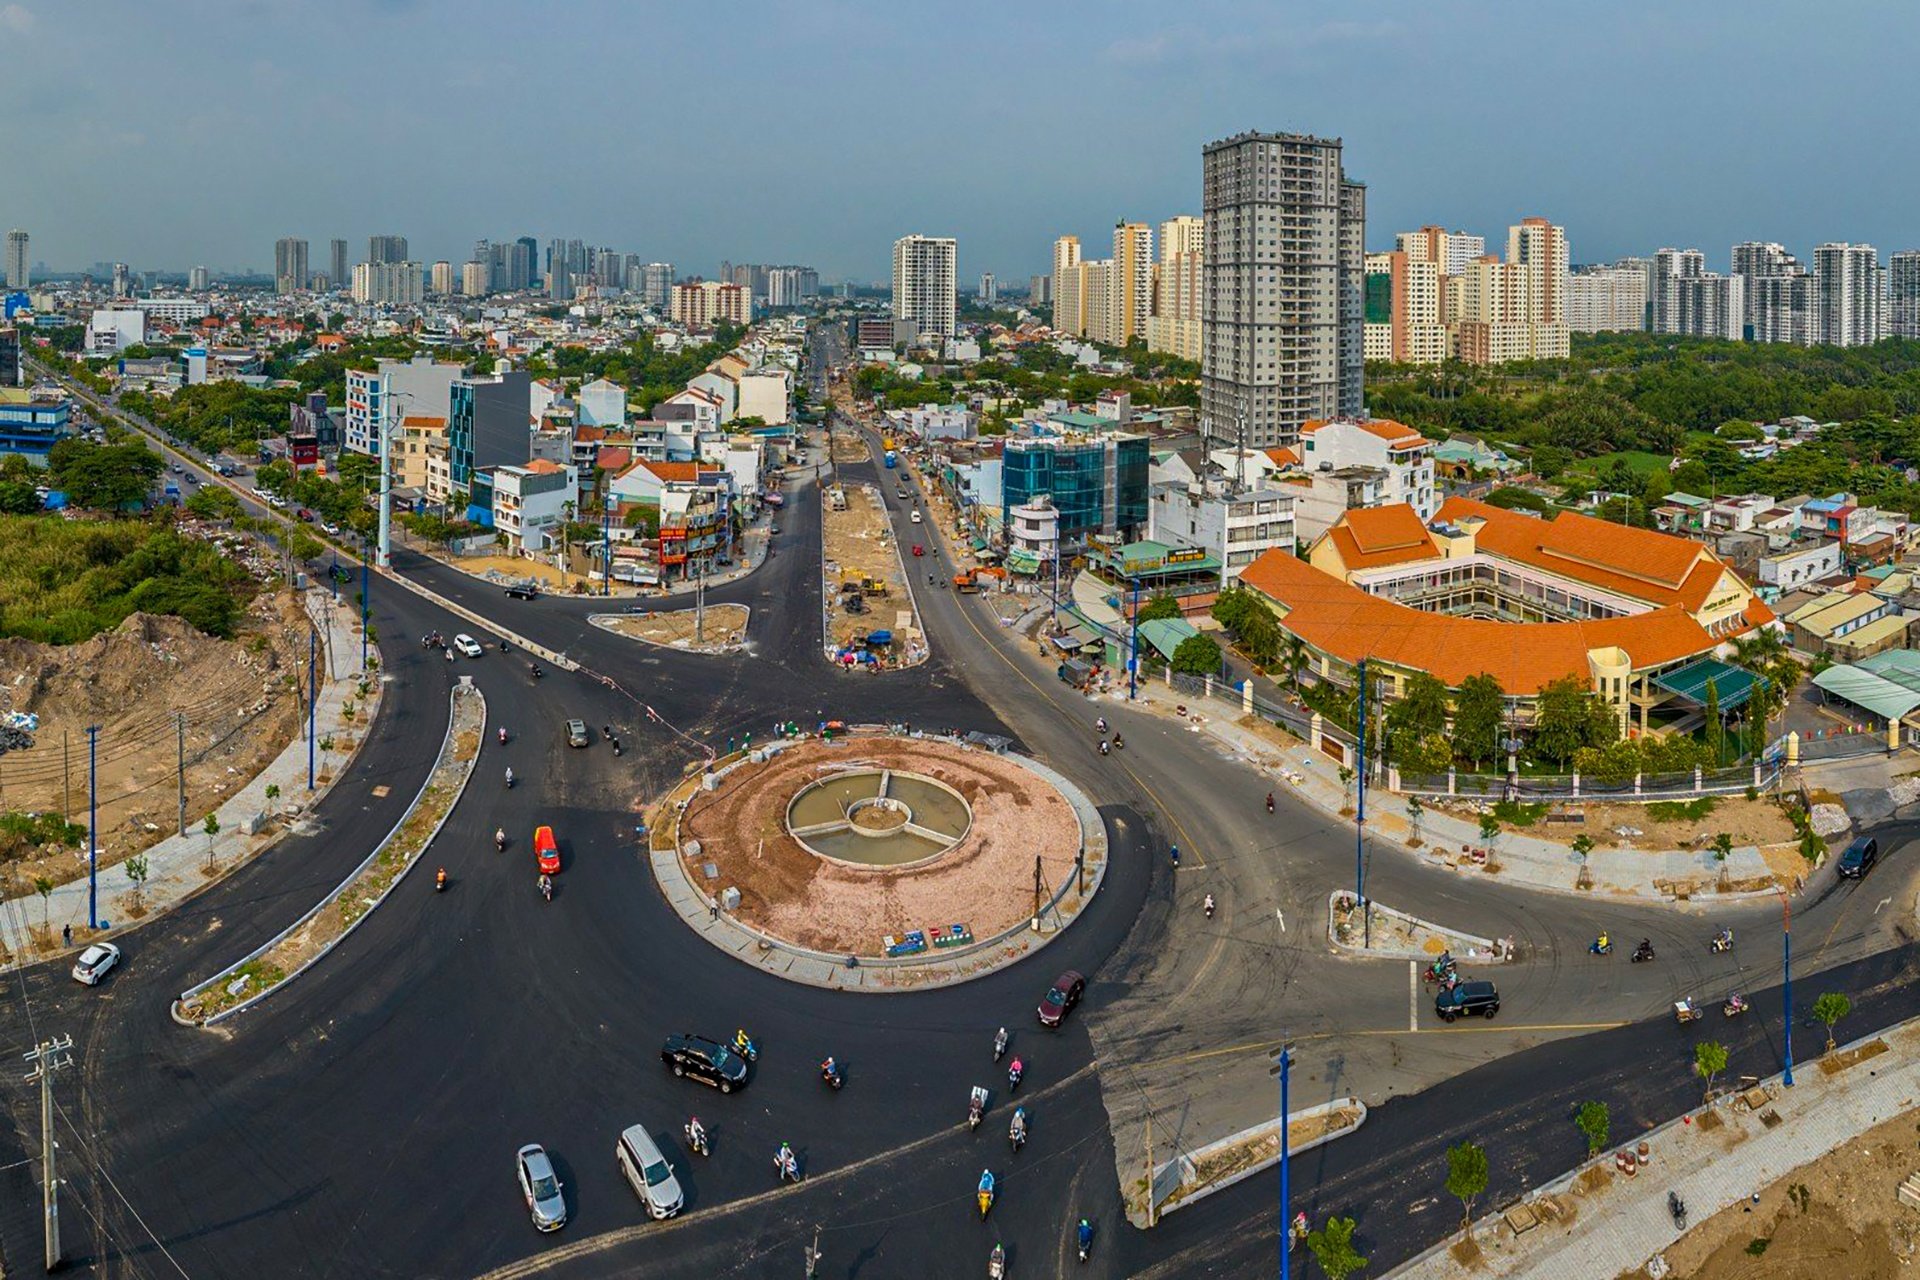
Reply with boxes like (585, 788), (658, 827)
(1713, 926), (1734, 951)
(1099, 739), (1110, 756)
(1009, 1106), (1027, 1148)
(1726, 992), (1747, 1013)
(993, 1026), (1009, 1060)
(1592, 931), (1611, 954)
(686, 1116), (707, 1155)
(820, 1056), (840, 1083)
(504, 766), (515, 788)
(530, 663), (543, 679)
(1170, 844), (1181, 868)
(1077, 1218), (1094, 1256)
(1266, 791), (1275, 813)
(1111, 733), (1122, 749)
(1095, 717), (1107, 734)
(498, 727), (508, 745)
(1204, 892), (1216, 918)
(494, 827), (506, 850)
(538, 872), (552, 901)
(435, 866), (447, 891)
(733, 1028), (756, 1059)
(1007, 1056), (1024, 1089)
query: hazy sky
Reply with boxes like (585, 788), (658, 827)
(3, 0), (1915, 282)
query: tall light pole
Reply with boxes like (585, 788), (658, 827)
(307, 625), (318, 791)
(25, 1033), (74, 1272)
(86, 725), (99, 929)
(1271, 1043), (1296, 1279)
(360, 534), (371, 672)
(1356, 658), (1369, 947)
(1128, 575), (1141, 700)
(603, 489), (613, 596)
(1781, 889), (1795, 1087)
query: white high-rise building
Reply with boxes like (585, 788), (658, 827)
(978, 272), (996, 305)
(1201, 130), (1365, 449)
(1730, 241), (1801, 338)
(352, 260), (426, 306)
(429, 261), (455, 295)
(461, 261), (491, 297)
(1750, 271), (1816, 346)
(1450, 218), (1570, 364)
(1813, 243), (1884, 348)
(891, 234), (957, 339)
(274, 237), (308, 295)
(1147, 215), (1204, 362)
(1396, 227), (1483, 278)
(639, 262), (675, 310)
(1567, 264), (1649, 333)
(188, 265), (210, 292)
(1051, 235), (1082, 333)
(1651, 248), (1743, 341)
(1890, 251), (1920, 340)
(4, 230), (26, 289)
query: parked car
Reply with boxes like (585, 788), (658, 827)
(505, 584), (541, 600)
(533, 825), (561, 875)
(615, 1125), (685, 1219)
(1435, 980), (1500, 1022)
(1838, 836), (1879, 879)
(1037, 969), (1086, 1027)
(71, 942), (121, 986)
(661, 1034), (749, 1093)
(515, 1143), (567, 1232)
(566, 719), (591, 748)
(453, 634), (483, 658)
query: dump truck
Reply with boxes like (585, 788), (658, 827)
(953, 569), (980, 594)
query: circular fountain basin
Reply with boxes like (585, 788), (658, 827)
(786, 768), (972, 868)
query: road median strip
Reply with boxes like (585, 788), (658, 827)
(171, 683), (485, 1026)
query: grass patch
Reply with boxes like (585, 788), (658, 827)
(0, 515), (253, 642)
(1647, 797), (1719, 823)
(1491, 799), (1548, 827)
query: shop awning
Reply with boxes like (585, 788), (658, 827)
(1005, 548), (1041, 574)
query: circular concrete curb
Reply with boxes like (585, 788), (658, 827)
(586, 607), (752, 656)
(647, 733), (1109, 992)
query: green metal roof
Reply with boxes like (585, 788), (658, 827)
(1812, 659), (1920, 723)
(1651, 657), (1760, 711)
(1136, 617), (1199, 660)
(1004, 548), (1042, 573)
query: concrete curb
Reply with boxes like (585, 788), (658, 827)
(648, 733), (1108, 991)
(586, 607), (752, 656)
(1148, 1097), (1369, 1221)
(170, 684), (484, 1027)
(379, 567), (577, 672)
(1323, 891), (1510, 963)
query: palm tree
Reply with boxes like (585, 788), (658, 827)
(1729, 628), (1796, 755)
(1281, 633), (1309, 694)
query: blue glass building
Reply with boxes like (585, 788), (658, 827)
(1002, 433), (1150, 542)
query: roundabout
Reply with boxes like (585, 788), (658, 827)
(665, 733), (1101, 973)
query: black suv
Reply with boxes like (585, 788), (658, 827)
(1838, 836), (1879, 879)
(661, 1034), (749, 1093)
(1435, 980), (1500, 1022)
(504, 584), (541, 600)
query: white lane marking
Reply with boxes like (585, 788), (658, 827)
(1275, 909), (1286, 932)
(1875, 896), (1892, 914)
(1409, 961), (1419, 1032)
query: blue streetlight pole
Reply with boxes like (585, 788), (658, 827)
(1782, 893), (1795, 1086)
(1356, 659), (1369, 945)
(603, 492), (613, 596)
(1128, 576), (1141, 700)
(86, 725), (99, 929)
(360, 537), (371, 671)
(1273, 1044), (1295, 1278)
(307, 626), (317, 791)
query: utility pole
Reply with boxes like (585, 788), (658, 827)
(803, 1225), (823, 1278)
(1272, 1043), (1296, 1278)
(61, 729), (70, 824)
(308, 626), (318, 790)
(1782, 890), (1795, 1087)
(176, 712), (187, 836)
(1356, 659), (1369, 948)
(695, 558), (706, 644)
(360, 536), (371, 672)
(86, 725), (99, 930)
(25, 1033), (75, 1272)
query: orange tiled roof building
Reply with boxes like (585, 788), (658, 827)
(1241, 497), (1776, 733)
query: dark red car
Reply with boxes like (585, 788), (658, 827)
(1037, 970), (1085, 1027)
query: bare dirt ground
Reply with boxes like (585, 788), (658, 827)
(822, 483), (921, 660)
(0, 595), (311, 896)
(602, 605), (749, 652)
(679, 738), (1080, 953)
(828, 419), (871, 463)
(1617, 1100), (1920, 1280)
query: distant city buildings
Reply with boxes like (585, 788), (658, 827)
(1892, 251), (1920, 340)
(330, 239), (350, 292)
(352, 260), (425, 306)
(1812, 243), (1883, 348)
(1652, 248), (1744, 341)
(1146, 215), (1203, 363)
(429, 261), (455, 295)
(671, 279), (748, 329)
(274, 237), (308, 295)
(4, 230), (27, 289)
(891, 234), (957, 339)
(1567, 263), (1650, 333)
(1201, 130), (1364, 450)
(978, 272), (996, 305)
(367, 235), (409, 265)
(188, 265), (210, 291)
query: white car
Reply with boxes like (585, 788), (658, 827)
(453, 634), (484, 658)
(71, 942), (121, 986)
(910, 510), (922, 523)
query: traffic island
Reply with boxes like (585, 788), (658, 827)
(820, 481), (925, 670)
(171, 681), (485, 1026)
(648, 731), (1106, 989)
(1327, 892), (1514, 964)
(1135, 1098), (1368, 1225)
(591, 605), (750, 654)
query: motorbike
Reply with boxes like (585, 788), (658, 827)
(498, 727), (508, 745)
(1631, 940), (1656, 964)
(821, 1058), (844, 1090)
(988, 1242), (1006, 1278)
(612, 739), (623, 757)
(1423, 954), (1457, 985)
(977, 1169), (995, 1219)
(530, 664), (543, 680)
(1266, 793), (1275, 813)
(1077, 1219), (1093, 1263)
(1589, 936), (1613, 956)
(685, 1119), (709, 1156)
(1204, 894), (1216, 919)
(1094, 718), (1107, 735)
(969, 1085), (989, 1131)
(434, 868), (447, 892)
(498, 640), (510, 653)
(1110, 734), (1122, 750)
(539, 874), (552, 902)
(494, 828), (506, 851)
(1669, 1190), (1687, 1230)
(1724, 993), (1748, 1017)
(504, 768), (515, 790)
(1007, 1059), (1024, 1092)
(1098, 740), (1109, 756)
(733, 1030), (758, 1062)
(775, 1144), (801, 1184)
(1710, 929), (1733, 954)
(992, 1027), (1009, 1062)
(1008, 1107), (1027, 1153)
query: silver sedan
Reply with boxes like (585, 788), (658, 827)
(516, 1144), (567, 1232)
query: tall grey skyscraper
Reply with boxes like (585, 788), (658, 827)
(1200, 131), (1365, 449)
(275, 237), (309, 295)
(110, 263), (131, 297)
(1730, 241), (1801, 339)
(189, 265), (210, 291)
(1813, 243), (1884, 347)
(368, 235), (409, 265)
(639, 262), (675, 310)
(891, 235), (958, 339)
(1890, 251), (1920, 340)
(1651, 248), (1743, 341)
(4, 230), (26, 289)
(330, 239), (349, 290)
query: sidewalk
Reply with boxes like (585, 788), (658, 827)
(1120, 675), (1790, 904)
(0, 588), (377, 963)
(1386, 1017), (1920, 1278)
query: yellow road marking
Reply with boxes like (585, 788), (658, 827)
(1144, 1020), (1632, 1068)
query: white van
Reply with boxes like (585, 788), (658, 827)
(616, 1125), (685, 1219)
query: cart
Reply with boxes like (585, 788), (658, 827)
(1674, 998), (1701, 1025)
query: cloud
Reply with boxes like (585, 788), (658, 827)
(0, 5), (34, 34)
(1102, 19), (1404, 67)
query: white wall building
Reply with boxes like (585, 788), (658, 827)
(1813, 243), (1884, 348)
(734, 367), (791, 425)
(1297, 417), (1436, 520)
(891, 234), (957, 339)
(1567, 265), (1649, 333)
(344, 355), (466, 456)
(491, 459), (578, 553)
(351, 260), (426, 305)
(577, 378), (627, 428)
(1148, 482), (1297, 582)
(85, 308), (146, 354)
(1008, 496), (1060, 566)
(1758, 540), (1843, 588)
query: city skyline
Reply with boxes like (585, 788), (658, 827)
(3, 2), (1918, 282)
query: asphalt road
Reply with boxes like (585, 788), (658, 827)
(3, 378), (1918, 1279)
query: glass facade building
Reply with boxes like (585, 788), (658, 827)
(1002, 433), (1150, 542)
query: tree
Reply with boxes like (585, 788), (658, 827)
(1533, 675), (1607, 769)
(1209, 587), (1252, 633)
(1170, 633), (1223, 677)
(1137, 593), (1181, 623)
(202, 813), (221, 872)
(1574, 1100), (1610, 1156)
(1306, 1216), (1367, 1280)
(1279, 632), (1309, 693)
(47, 438), (165, 511)
(0, 479), (40, 514)
(33, 875), (53, 932)
(1338, 765), (1356, 812)
(1694, 1039), (1728, 1101)
(1703, 676), (1725, 764)
(1445, 1140), (1489, 1238)
(1454, 673), (1506, 769)
(1407, 794), (1425, 844)
(1571, 833), (1596, 862)
(1711, 832), (1734, 861)
(1812, 992), (1851, 1054)
(186, 485), (244, 521)
(124, 853), (150, 911)
(1479, 812), (1500, 846)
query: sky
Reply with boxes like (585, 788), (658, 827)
(2, 0), (1916, 284)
